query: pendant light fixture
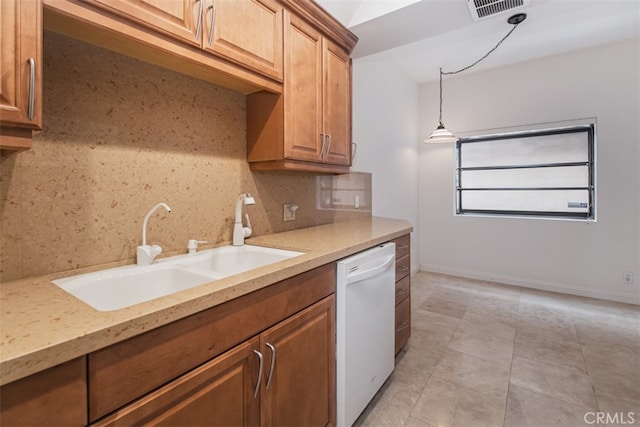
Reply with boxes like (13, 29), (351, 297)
(425, 13), (527, 143)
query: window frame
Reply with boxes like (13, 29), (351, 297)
(455, 124), (596, 221)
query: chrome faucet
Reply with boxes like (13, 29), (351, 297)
(233, 193), (255, 246)
(137, 202), (172, 266)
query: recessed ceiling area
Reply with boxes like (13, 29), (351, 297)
(316, 0), (640, 83)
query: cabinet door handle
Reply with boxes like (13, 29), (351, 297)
(194, 0), (204, 41)
(319, 133), (326, 160)
(396, 322), (410, 332)
(265, 342), (276, 390)
(206, 4), (216, 47)
(324, 134), (332, 161)
(397, 245), (409, 250)
(396, 289), (409, 296)
(27, 58), (36, 121)
(351, 142), (357, 163)
(397, 266), (409, 272)
(252, 349), (264, 398)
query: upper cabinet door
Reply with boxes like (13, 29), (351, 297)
(283, 13), (323, 163)
(204, 0), (283, 81)
(84, 0), (200, 47)
(0, 0), (42, 131)
(322, 39), (351, 166)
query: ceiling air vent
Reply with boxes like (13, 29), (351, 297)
(467, 0), (529, 21)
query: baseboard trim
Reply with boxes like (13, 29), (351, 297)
(419, 263), (640, 305)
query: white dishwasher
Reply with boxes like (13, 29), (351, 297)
(336, 242), (396, 427)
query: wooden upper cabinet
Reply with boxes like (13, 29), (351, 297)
(0, 0), (42, 151)
(283, 13), (323, 162)
(322, 38), (351, 166)
(82, 0), (200, 47)
(204, 0), (283, 81)
(246, 11), (353, 173)
(83, 0), (283, 81)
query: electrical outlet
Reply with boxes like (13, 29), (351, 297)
(623, 271), (634, 284)
(283, 204), (298, 222)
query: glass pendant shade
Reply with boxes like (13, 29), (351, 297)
(425, 124), (457, 143)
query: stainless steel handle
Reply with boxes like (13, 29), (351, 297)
(397, 266), (409, 272)
(253, 349), (263, 398)
(27, 58), (36, 121)
(265, 342), (276, 390)
(319, 133), (326, 160)
(351, 142), (357, 163)
(397, 245), (409, 250)
(396, 322), (410, 332)
(194, 0), (203, 41)
(324, 134), (332, 161)
(206, 4), (216, 47)
(396, 289), (410, 296)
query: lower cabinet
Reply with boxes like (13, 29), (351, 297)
(0, 357), (87, 426)
(391, 234), (411, 354)
(94, 339), (261, 426)
(95, 295), (335, 427)
(260, 295), (335, 426)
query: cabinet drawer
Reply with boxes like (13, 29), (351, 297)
(89, 264), (335, 421)
(395, 297), (411, 355)
(391, 234), (410, 259)
(395, 254), (410, 282)
(395, 274), (410, 306)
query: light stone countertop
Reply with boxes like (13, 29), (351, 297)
(0, 217), (412, 386)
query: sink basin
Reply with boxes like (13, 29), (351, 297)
(53, 265), (219, 311)
(52, 244), (304, 311)
(175, 245), (304, 277)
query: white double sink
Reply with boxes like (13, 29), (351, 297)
(53, 245), (304, 311)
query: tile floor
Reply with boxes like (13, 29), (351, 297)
(355, 271), (640, 427)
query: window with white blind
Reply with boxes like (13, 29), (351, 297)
(455, 124), (596, 220)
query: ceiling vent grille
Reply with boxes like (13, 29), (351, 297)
(467, 0), (529, 21)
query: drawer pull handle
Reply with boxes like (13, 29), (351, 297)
(396, 322), (410, 332)
(396, 289), (409, 296)
(266, 342), (276, 390)
(194, 0), (203, 41)
(397, 244), (409, 250)
(27, 58), (36, 121)
(324, 134), (332, 161)
(397, 266), (409, 272)
(207, 5), (216, 47)
(253, 349), (263, 398)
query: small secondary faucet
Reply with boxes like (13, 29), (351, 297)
(137, 202), (172, 266)
(233, 193), (255, 246)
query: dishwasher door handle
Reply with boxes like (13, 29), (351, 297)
(346, 255), (395, 285)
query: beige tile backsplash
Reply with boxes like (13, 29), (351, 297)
(0, 32), (370, 282)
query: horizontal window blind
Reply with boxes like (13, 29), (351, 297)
(456, 124), (595, 219)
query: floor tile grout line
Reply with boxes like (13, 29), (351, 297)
(502, 292), (523, 427)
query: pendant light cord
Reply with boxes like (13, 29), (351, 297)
(442, 22), (522, 76)
(438, 19), (523, 126)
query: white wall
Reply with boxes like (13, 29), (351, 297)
(418, 39), (640, 304)
(352, 58), (420, 267)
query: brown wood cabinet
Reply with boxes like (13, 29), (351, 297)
(87, 263), (335, 425)
(205, 0), (283, 80)
(260, 295), (335, 426)
(94, 339), (261, 426)
(392, 234), (411, 354)
(0, 0), (42, 152)
(82, 0), (283, 81)
(246, 11), (352, 174)
(0, 357), (87, 426)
